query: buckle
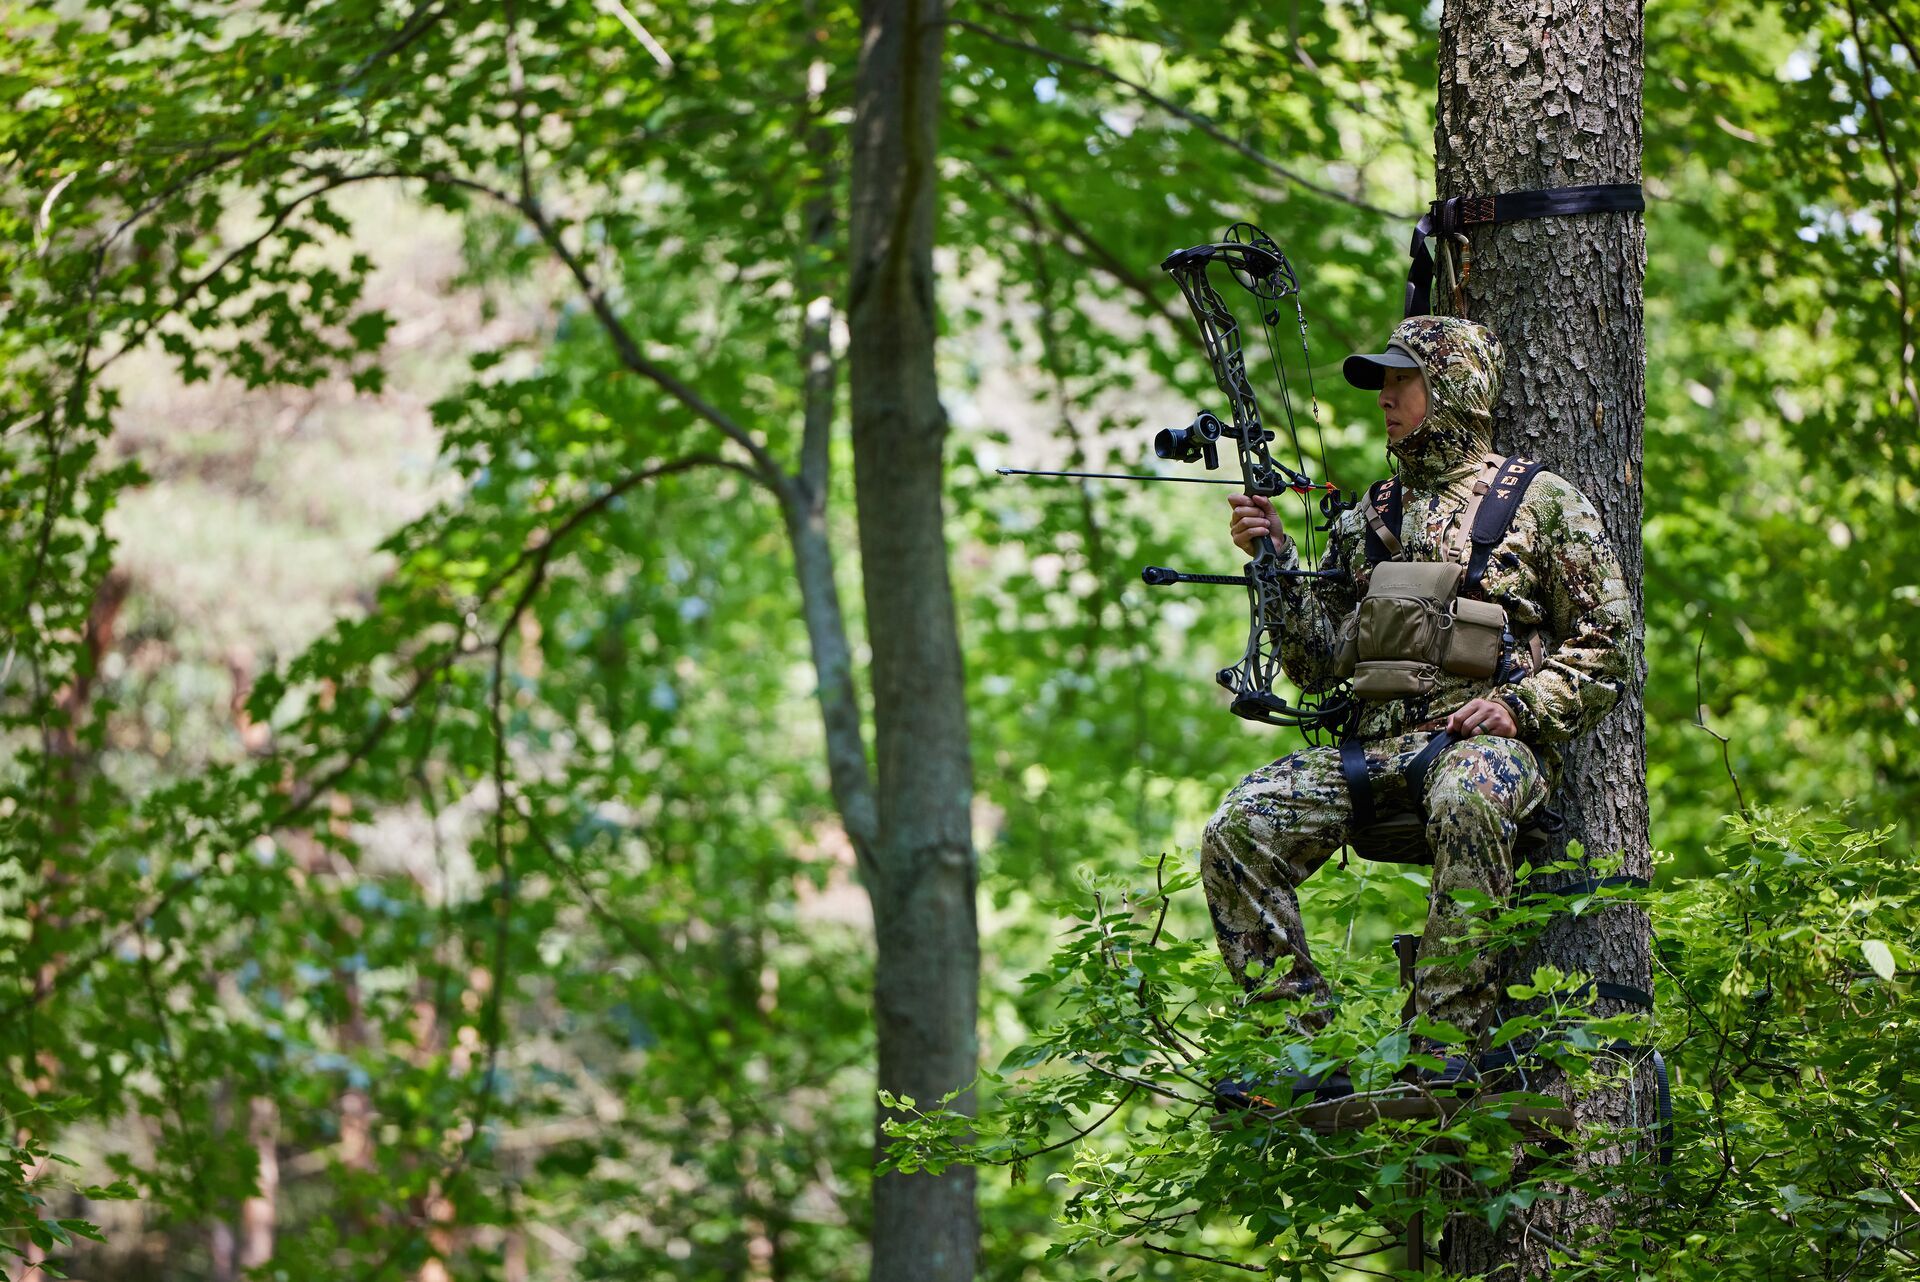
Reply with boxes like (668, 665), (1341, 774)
(1431, 194), (1499, 237)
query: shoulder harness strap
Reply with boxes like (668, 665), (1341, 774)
(1361, 477), (1403, 563)
(1464, 455), (1546, 593)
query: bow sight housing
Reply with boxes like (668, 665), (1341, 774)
(1154, 411), (1278, 474)
(1154, 412), (1220, 469)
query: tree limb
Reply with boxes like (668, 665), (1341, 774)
(945, 18), (1407, 220)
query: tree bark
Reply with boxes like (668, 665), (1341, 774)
(1433, 0), (1651, 1273)
(847, 1), (980, 1279)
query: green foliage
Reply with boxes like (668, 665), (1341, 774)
(0, 0), (1914, 1275)
(1651, 808), (1920, 1279)
(890, 808), (1919, 1278)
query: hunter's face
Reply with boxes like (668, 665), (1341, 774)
(1379, 365), (1428, 442)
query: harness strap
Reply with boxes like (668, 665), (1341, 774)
(1568, 979), (1656, 1010)
(1528, 873), (1652, 898)
(1339, 739), (1375, 828)
(1361, 477), (1403, 562)
(1472, 1036), (1673, 1172)
(1465, 457), (1546, 593)
(1652, 1047), (1675, 1170)
(1445, 453), (1504, 565)
(1405, 183), (1647, 316)
(1404, 730), (1458, 805)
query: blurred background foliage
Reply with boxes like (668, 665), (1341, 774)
(0, 0), (1914, 1277)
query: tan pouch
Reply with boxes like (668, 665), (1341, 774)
(1353, 562), (1464, 662)
(1442, 597), (1509, 679)
(1353, 658), (1439, 699)
(1335, 618), (1358, 679)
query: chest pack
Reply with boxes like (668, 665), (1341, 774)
(1338, 453), (1545, 700)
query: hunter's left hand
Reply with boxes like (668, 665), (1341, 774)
(1444, 697), (1517, 739)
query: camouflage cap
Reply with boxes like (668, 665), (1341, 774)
(1342, 342), (1422, 390)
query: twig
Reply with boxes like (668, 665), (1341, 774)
(0, 455), (745, 1024)
(595, 0), (674, 68)
(1079, 1060), (1207, 1107)
(982, 1086), (1137, 1166)
(1139, 1240), (1264, 1272)
(1690, 612), (1750, 820)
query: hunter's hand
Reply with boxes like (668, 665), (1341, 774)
(1444, 697), (1518, 739)
(1228, 494), (1288, 558)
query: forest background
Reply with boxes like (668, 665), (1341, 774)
(2, 0), (1916, 1279)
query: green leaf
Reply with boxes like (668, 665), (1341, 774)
(1863, 938), (1896, 981)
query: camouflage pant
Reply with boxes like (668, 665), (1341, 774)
(1200, 730), (1549, 1036)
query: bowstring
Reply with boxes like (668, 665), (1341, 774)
(1293, 290), (1334, 519)
(1257, 306), (1319, 569)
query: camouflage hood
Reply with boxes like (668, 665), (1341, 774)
(1383, 315), (1504, 488)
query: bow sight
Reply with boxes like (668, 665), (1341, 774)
(998, 221), (1357, 739)
(1154, 411), (1225, 468)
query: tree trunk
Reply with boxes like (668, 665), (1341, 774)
(238, 1096), (278, 1271)
(1433, 1), (1651, 1273)
(847, 1), (980, 1280)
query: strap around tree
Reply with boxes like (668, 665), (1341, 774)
(1405, 182), (1647, 316)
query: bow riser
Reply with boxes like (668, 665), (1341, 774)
(1156, 223), (1354, 737)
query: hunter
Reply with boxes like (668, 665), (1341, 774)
(1201, 313), (1635, 1072)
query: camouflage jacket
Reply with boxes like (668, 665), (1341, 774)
(1272, 315), (1636, 780)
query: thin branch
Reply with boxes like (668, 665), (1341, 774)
(340, 164), (784, 482)
(90, 171), (394, 376)
(1845, 0), (1920, 439)
(1138, 1241), (1264, 1272)
(1148, 854), (1173, 948)
(512, 194), (784, 480)
(594, 0), (674, 68)
(965, 159), (1178, 324)
(1079, 1060), (1207, 1107)
(945, 19), (1406, 220)
(1690, 612), (1751, 820)
(981, 1086), (1137, 1166)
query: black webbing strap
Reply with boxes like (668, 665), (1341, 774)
(1360, 458), (1541, 581)
(1474, 1035), (1673, 1172)
(1527, 873), (1652, 899)
(1569, 979), (1656, 1010)
(1361, 477), (1403, 564)
(1651, 1048), (1675, 1169)
(1339, 739), (1375, 828)
(1344, 731), (1456, 835)
(1405, 183), (1647, 317)
(1464, 457), (1546, 592)
(1404, 730), (1457, 804)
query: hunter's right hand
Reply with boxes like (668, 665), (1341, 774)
(1228, 494), (1287, 558)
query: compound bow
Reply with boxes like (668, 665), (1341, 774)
(1143, 223), (1354, 734)
(997, 222), (1356, 736)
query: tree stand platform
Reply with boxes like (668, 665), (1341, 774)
(1207, 934), (1582, 1271)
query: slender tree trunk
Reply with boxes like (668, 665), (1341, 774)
(238, 1095), (278, 1271)
(847, 1), (979, 1279)
(1433, 0), (1651, 1273)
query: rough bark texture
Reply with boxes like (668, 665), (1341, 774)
(847, 1), (980, 1280)
(1433, 0), (1651, 1273)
